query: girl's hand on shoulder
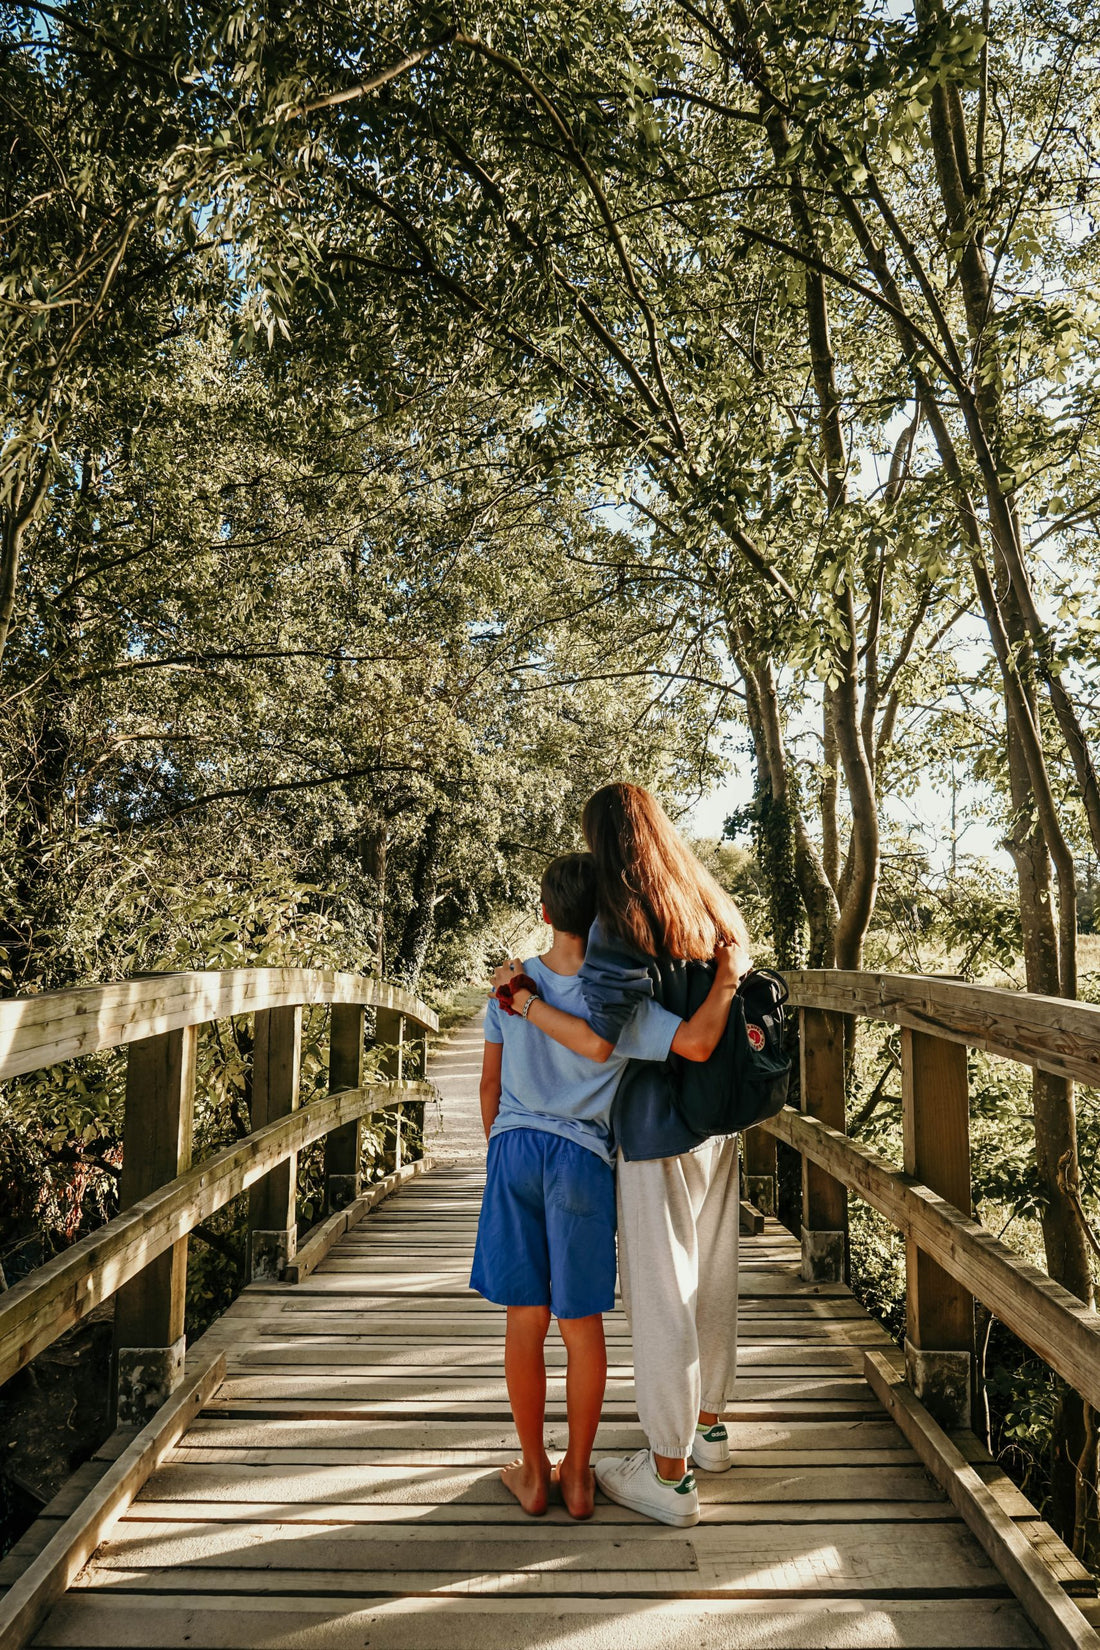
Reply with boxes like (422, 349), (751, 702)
(714, 941), (745, 985)
(489, 957), (526, 993)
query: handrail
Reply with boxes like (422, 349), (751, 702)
(745, 968), (1100, 1432)
(762, 1106), (1100, 1413)
(0, 967), (437, 1082)
(0, 965), (441, 1419)
(785, 968), (1100, 1087)
(0, 1079), (430, 1388)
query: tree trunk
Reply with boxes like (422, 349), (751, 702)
(360, 825), (388, 976)
(734, 629), (838, 966)
(821, 696), (840, 894)
(0, 460), (50, 673)
(998, 588), (1094, 1544)
(391, 809), (446, 988)
(0, 509), (21, 673)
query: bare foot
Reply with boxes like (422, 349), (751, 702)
(501, 1455), (552, 1516)
(552, 1459), (596, 1520)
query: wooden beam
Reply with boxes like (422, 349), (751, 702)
(248, 1007), (302, 1280)
(376, 1010), (405, 1175)
(325, 1004), (365, 1212)
(741, 1126), (777, 1217)
(0, 970), (437, 1084)
(0, 1353), (225, 1650)
(902, 1029), (973, 1426)
(761, 1106), (1100, 1411)
(0, 1082), (431, 1386)
(799, 1008), (847, 1282)
(113, 1028), (197, 1426)
(865, 1351), (1100, 1650)
(739, 1199), (765, 1236)
(784, 969), (1100, 1089)
(286, 1157), (434, 1283)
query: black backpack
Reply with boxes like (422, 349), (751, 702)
(672, 966), (792, 1137)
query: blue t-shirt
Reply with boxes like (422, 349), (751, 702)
(484, 953), (682, 1165)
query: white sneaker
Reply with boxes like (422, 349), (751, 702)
(691, 1421), (731, 1473)
(594, 1447), (700, 1527)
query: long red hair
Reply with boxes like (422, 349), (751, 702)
(581, 783), (751, 963)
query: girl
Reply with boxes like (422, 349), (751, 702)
(493, 782), (751, 1526)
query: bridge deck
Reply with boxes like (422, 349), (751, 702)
(20, 1016), (1087, 1648)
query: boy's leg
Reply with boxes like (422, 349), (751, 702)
(543, 1138), (617, 1517)
(553, 1313), (607, 1518)
(502, 1304), (553, 1514)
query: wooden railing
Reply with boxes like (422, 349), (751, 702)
(741, 970), (1100, 1428)
(0, 969), (437, 1424)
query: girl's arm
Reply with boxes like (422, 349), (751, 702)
(479, 1041), (503, 1139)
(488, 961), (616, 1061)
(518, 996), (616, 1062)
(578, 922), (655, 1044)
(668, 943), (741, 1061)
(503, 943), (743, 1066)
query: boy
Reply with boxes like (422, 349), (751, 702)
(470, 852), (739, 1519)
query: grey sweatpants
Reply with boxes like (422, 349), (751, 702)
(616, 1136), (740, 1459)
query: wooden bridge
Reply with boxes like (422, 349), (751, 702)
(1, 968), (1099, 1649)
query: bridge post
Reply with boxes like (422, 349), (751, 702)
(113, 1027), (196, 1426)
(324, 1003), (365, 1212)
(376, 1008), (405, 1173)
(742, 1126), (777, 1216)
(248, 1006), (303, 1280)
(902, 1027), (973, 1427)
(799, 1007), (848, 1282)
(406, 1025), (430, 1158)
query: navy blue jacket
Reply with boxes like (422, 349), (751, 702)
(579, 918), (709, 1162)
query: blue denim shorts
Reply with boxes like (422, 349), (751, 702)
(470, 1127), (616, 1320)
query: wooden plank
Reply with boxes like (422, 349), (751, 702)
(206, 1370), (873, 1403)
(210, 1372), (870, 1402)
(30, 1592), (1044, 1649)
(287, 1159), (433, 1284)
(87, 1516), (1006, 1594)
(0, 1080), (431, 1385)
(220, 1305), (889, 1338)
(0, 1354), (225, 1650)
(233, 1343), (864, 1369)
(761, 1107), (1100, 1411)
(90, 1518), (699, 1573)
(181, 1416), (916, 1453)
(122, 1496), (969, 1526)
(168, 1444), (925, 1468)
(137, 1458), (951, 1508)
(864, 1350), (1100, 1650)
(0, 970), (437, 1083)
(201, 1398), (882, 1425)
(785, 969), (1100, 1089)
(292, 1272), (850, 1298)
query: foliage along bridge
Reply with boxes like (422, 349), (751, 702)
(0, 966), (1099, 1649)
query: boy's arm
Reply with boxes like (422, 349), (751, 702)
(479, 1040), (503, 1140)
(506, 941), (747, 1066)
